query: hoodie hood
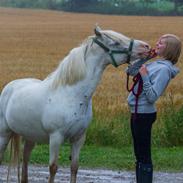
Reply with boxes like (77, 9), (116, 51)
(157, 60), (179, 78)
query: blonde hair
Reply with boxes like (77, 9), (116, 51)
(161, 34), (182, 64)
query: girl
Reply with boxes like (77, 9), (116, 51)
(127, 34), (182, 183)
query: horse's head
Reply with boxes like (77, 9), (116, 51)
(93, 26), (150, 67)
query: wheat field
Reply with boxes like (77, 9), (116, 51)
(0, 7), (183, 117)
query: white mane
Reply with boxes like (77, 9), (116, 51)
(50, 38), (93, 89)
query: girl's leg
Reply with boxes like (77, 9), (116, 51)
(130, 113), (156, 183)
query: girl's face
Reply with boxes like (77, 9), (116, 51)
(155, 37), (167, 57)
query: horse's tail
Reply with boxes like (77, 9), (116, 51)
(7, 133), (21, 183)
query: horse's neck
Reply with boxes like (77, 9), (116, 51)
(45, 48), (108, 99)
(61, 54), (107, 100)
(82, 55), (107, 97)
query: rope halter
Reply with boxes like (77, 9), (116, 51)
(93, 37), (134, 67)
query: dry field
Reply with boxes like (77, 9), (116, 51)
(0, 7), (183, 117)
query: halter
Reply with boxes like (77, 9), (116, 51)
(93, 37), (134, 67)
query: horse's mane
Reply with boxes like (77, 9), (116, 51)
(48, 37), (93, 89)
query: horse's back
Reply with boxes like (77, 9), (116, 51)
(0, 78), (41, 114)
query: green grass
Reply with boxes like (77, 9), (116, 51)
(4, 144), (183, 172)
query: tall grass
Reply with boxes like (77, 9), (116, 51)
(86, 110), (132, 147)
(159, 93), (183, 146)
(86, 92), (183, 147)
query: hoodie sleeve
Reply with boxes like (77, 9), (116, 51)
(141, 67), (171, 103)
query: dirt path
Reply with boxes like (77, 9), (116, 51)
(0, 165), (183, 183)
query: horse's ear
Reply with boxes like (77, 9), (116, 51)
(94, 25), (102, 37)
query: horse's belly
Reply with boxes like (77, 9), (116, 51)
(7, 118), (49, 143)
(22, 132), (49, 143)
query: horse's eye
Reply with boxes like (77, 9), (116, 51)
(114, 42), (120, 46)
(109, 41), (120, 46)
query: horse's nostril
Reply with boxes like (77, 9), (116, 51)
(140, 44), (150, 50)
(145, 44), (150, 49)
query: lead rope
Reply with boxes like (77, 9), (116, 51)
(126, 48), (157, 120)
(126, 73), (143, 119)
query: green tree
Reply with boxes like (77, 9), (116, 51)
(140, 0), (155, 7)
(173, 0), (183, 12)
(69, 0), (98, 9)
(48, 0), (53, 8)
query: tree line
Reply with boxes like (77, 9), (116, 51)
(0, 0), (183, 15)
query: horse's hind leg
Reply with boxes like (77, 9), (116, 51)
(70, 133), (86, 183)
(0, 116), (12, 164)
(0, 133), (11, 164)
(21, 140), (35, 183)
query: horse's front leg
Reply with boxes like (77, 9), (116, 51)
(70, 133), (86, 183)
(21, 140), (35, 183)
(48, 132), (64, 183)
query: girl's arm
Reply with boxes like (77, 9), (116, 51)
(140, 66), (171, 103)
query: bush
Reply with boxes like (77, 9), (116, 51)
(162, 106), (183, 146)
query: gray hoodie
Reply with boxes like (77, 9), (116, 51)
(127, 60), (179, 113)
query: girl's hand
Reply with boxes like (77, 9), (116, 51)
(139, 64), (148, 76)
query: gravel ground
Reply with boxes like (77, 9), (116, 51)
(0, 165), (183, 183)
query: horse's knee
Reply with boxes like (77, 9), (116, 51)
(71, 161), (78, 174)
(49, 163), (58, 175)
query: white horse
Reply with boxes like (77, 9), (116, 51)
(0, 27), (150, 183)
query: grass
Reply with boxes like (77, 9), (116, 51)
(33, 145), (183, 172)
(4, 144), (183, 172)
